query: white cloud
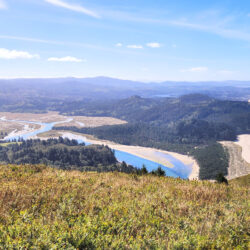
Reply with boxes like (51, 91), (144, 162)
(172, 44), (177, 48)
(48, 56), (85, 62)
(127, 45), (143, 49)
(0, 0), (7, 9)
(0, 48), (39, 59)
(146, 42), (161, 48)
(44, 0), (100, 18)
(115, 43), (123, 47)
(181, 67), (208, 73)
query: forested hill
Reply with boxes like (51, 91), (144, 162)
(0, 138), (135, 173)
(55, 94), (250, 180)
(59, 94), (250, 135)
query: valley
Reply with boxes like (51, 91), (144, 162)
(1, 104), (249, 181)
(2, 1), (250, 247)
(0, 112), (197, 179)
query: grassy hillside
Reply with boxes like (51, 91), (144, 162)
(0, 165), (248, 249)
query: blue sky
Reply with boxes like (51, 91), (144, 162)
(0, 0), (250, 81)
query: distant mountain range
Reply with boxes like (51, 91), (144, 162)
(0, 77), (249, 102)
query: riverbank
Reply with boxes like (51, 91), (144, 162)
(58, 131), (199, 180)
(4, 124), (43, 141)
(1, 112), (199, 180)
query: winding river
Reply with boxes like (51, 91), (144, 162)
(4, 119), (192, 179)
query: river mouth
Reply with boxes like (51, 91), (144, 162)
(2, 118), (194, 179)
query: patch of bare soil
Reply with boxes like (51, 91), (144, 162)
(220, 141), (250, 180)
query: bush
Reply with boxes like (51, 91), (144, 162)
(216, 173), (228, 185)
(151, 166), (166, 177)
(141, 165), (148, 175)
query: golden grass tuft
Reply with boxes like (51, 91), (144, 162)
(0, 164), (249, 249)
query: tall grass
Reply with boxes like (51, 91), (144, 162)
(0, 164), (249, 249)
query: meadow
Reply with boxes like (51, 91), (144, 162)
(0, 164), (249, 249)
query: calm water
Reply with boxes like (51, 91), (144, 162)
(5, 120), (192, 179)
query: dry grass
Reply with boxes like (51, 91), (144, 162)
(0, 112), (126, 127)
(0, 165), (249, 249)
(54, 115), (127, 128)
(0, 111), (67, 123)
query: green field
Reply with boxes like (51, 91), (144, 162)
(0, 164), (249, 249)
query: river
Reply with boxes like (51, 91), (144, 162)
(4, 119), (192, 179)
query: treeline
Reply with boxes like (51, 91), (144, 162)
(0, 138), (135, 173)
(193, 143), (229, 180)
(54, 119), (234, 154)
(57, 94), (250, 134)
(54, 124), (230, 180)
(52, 94), (250, 179)
(58, 120), (236, 147)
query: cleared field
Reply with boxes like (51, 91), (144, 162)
(37, 130), (61, 138)
(53, 115), (127, 128)
(0, 112), (126, 128)
(0, 111), (67, 123)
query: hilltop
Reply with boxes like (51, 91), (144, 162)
(0, 164), (248, 249)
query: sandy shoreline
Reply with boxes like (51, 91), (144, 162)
(220, 140), (250, 180)
(59, 131), (200, 180)
(235, 134), (250, 163)
(4, 124), (44, 141)
(1, 111), (200, 180)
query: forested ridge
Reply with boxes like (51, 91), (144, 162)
(57, 94), (250, 135)
(1, 94), (249, 179)
(0, 138), (135, 173)
(53, 94), (249, 180)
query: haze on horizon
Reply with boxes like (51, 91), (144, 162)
(0, 0), (250, 82)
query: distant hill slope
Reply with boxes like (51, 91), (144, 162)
(0, 77), (249, 113)
(0, 165), (248, 249)
(59, 94), (250, 134)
